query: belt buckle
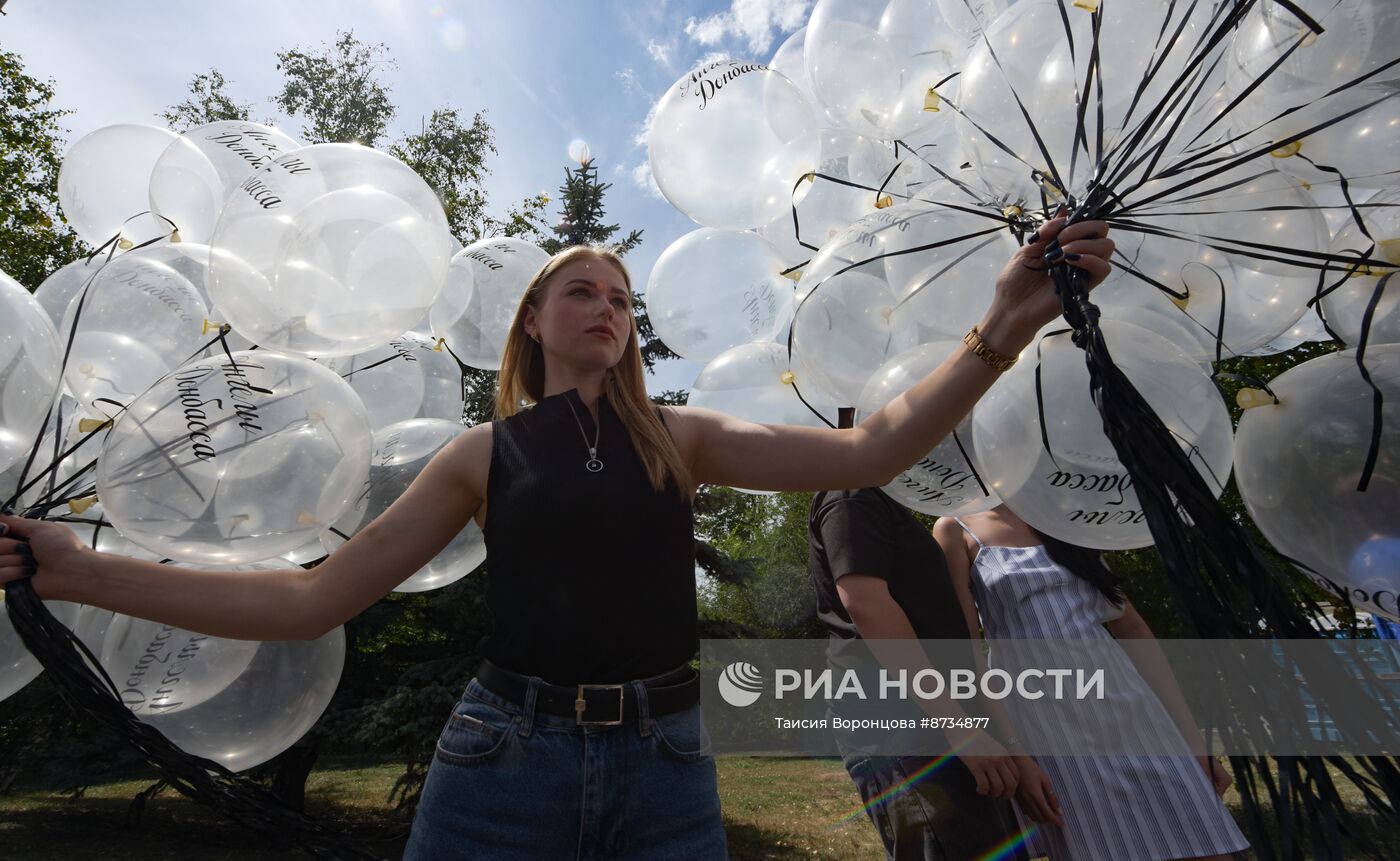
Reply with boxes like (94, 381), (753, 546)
(575, 684), (626, 725)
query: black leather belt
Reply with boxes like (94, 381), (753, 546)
(477, 659), (700, 725)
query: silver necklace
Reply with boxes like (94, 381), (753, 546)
(563, 396), (604, 473)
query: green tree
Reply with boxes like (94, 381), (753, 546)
(0, 50), (84, 290)
(159, 68), (253, 132)
(391, 108), (494, 245)
(273, 30), (396, 146)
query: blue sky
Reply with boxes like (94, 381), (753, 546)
(3, 0), (814, 392)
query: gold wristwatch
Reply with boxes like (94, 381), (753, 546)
(963, 326), (1017, 372)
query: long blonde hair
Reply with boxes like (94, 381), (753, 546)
(495, 245), (692, 497)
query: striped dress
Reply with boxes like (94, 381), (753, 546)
(953, 519), (1249, 860)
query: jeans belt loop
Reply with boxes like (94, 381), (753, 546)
(631, 680), (652, 738)
(521, 676), (540, 737)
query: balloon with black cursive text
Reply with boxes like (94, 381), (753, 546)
(431, 237), (550, 370)
(96, 351), (372, 564)
(58, 249), (209, 413)
(648, 60), (820, 231)
(858, 341), (1000, 517)
(972, 322), (1234, 550)
(208, 143), (452, 358)
(149, 121), (303, 245)
(1235, 345), (1400, 620)
(323, 419), (486, 592)
(646, 228), (793, 363)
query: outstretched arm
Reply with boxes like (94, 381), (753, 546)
(0, 424), (492, 641)
(670, 217), (1113, 493)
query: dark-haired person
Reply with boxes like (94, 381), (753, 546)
(0, 216), (1114, 859)
(933, 505), (1248, 861)
(810, 486), (1061, 860)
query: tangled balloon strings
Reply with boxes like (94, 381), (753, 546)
(2, 223), (380, 860)
(774, 1), (1400, 856)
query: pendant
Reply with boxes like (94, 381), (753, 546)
(586, 458), (604, 473)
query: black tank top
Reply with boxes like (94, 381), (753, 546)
(480, 388), (697, 684)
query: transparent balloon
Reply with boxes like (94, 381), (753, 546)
(101, 612), (262, 718)
(33, 256), (104, 329)
(0, 598), (81, 704)
(648, 60), (820, 230)
(431, 238), (550, 371)
(60, 251), (209, 412)
(1227, 0), (1400, 135)
(149, 121), (301, 245)
(323, 419), (485, 592)
(689, 341), (839, 430)
(858, 341), (1000, 516)
(330, 330), (464, 431)
(760, 128), (913, 268)
(880, 200), (1018, 343)
(1320, 187), (1400, 347)
(208, 144), (452, 357)
(955, 0), (1217, 202)
(3, 396), (102, 512)
(58, 124), (179, 246)
(97, 352), (372, 564)
(804, 0), (964, 140)
(790, 214), (922, 404)
(646, 229), (793, 363)
(0, 271), (63, 473)
(1235, 346), (1400, 621)
(80, 605), (346, 772)
(972, 322), (1234, 549)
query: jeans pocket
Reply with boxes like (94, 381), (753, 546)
(652, 705), (713, 764)
(435, 696), (518, 766)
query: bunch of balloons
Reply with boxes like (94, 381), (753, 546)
(1, 113), (555, 768)
(644, 0), (1398, 619)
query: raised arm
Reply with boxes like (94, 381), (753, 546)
(670, 217), (1113, 493)
(0, 424), (492, 641)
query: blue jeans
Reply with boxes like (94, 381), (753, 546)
(404, 676), (728, 860)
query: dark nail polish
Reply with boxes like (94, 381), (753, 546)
(15, 542), (31, 557)
(1044, 248), (1064, 263)
(0, 524), (8, 538)
(1028, 230), (1042, 243)
(1065, 253), (1082, 262)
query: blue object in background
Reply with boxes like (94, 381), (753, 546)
(1376, 616), (1400, 640)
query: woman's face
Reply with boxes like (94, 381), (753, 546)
(525, 257), (633, 372)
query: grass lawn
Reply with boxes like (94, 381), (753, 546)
(0, 755), (1387, 859)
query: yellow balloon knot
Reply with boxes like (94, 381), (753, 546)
(1001, 205), (1024, 219)
(1072, 0), (1100, 10)
(1377, 238), (1400, 267)
(78, 362), (95, 376)
(923, 88), (942, 112)
(779, 371), (796, 386)
(201, 319), (226, 335)
(1270, 140), (1303, 159)
(116, 237), (134, 251)
(68, 495), (99, 515)
(78, 418), (113, 433)
(169, 229), (182, 244)
(781, 269), (803, 282)
(1168, 292), (1190, 311)
(1235, 388), (1275, 410)
(296, 511), (319, 527)
(432, 337), (447, 352)
(875, 195), (894, 209)
(801, 172), (816, 184)
(1298, 27), (1318, 48)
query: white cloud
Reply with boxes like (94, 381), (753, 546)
(683, 0), (811, 56)
(632, 161), (665, 200)
(646, 38), (672, 65)
(615, 67), (647, 99)
(632, 101), (658, 149)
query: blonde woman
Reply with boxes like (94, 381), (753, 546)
(0, 218), (1113, 859)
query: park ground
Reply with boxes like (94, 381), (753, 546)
(0, 755), (1387, 859)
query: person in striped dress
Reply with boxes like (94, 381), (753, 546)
(932, 506), (1249, 861)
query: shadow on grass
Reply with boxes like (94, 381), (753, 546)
(724, 821), (839, 861)
(0, 795), (409, 861)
